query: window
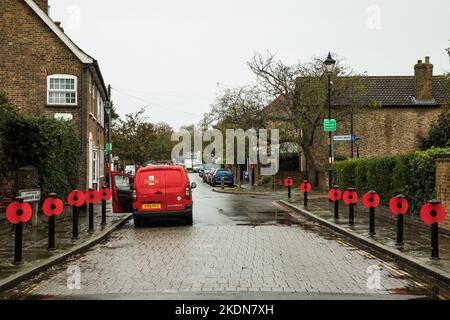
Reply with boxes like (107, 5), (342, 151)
(99, 150), (105, 178)
(47, 75), (77, 105)
(92, 149), (99, 183)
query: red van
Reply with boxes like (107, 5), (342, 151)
(123, 166), (197, 227)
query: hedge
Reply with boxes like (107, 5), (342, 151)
(0, 103), (80, 199)
(334, 147), (450, 213)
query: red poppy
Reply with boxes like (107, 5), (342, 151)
(284, 178), (293, 187)
(389, 196), (409, 215)
(85, 189), (101, 204)
(343, 189), (358, 205)
(6, 202), (33, 224)
(329, 188), (341, 201)
(68, 190), (85, 207)
(362, 191), (380, 209)
(420, 201), (446, 225)
(43, 197), (64, 217)
(100, 188), (112, 201)
(300, 181), (311, 193)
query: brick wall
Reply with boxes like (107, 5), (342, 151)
(435, 154), (450, 231)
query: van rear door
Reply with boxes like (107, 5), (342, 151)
(164, 168), (188, 212)
(136, 169), (166, 212)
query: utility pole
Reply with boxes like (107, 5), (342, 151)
(350, 112), (354, 158)
(107, 84), (113, 187)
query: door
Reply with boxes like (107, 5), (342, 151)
(111, 172), (134, 213)
(164, 169), (186, 212)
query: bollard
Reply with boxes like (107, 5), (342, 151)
(343, 188), (358, 225)
(6, 196), (33, 265)
(362, 191), (380, 235)
(100, 188), (112, 226)
(300, 180), (311, 207)
(389, 194), (409, 246)
(221, 177), (225, 190)
(43, 193), (64, 251)
(102, 198), (107, 225)
(329, 186), (341, 220)
(87, 188), (95, 232)
(420, 199), (446, 259)
(284, 177), (293, 200)
(68, 190), (85, 240)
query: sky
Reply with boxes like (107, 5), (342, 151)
(49, 0), (450, 129)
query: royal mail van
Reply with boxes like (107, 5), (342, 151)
(128, 166), (196, 227)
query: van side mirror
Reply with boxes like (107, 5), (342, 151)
(191, 182), (197, 189)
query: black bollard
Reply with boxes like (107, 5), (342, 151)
(369, 207), (376, 234)
(288, 185), (291, 199)
(13, 196), (26, 265)
(47, 193), (57, 251)
(72, 205), (79, 240)
(101, 199), (107, 225)
(431, 222), (439, 259)
(349, 204), (354, 225)
(88, 188), (95, 232)
(396, 214), (404, 245)
(304, 189), (308, 207)
(334, 200), (339, 220)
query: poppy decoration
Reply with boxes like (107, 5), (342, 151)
(284, 178), (293, 187)
(362, 191), (380, 209)
(343, 189), (358, 205)
(389, 195), (409, 215)
(6, 202), (33, 224)
(300, 181), (311, 193)
(420, 200), (446, 225)
(100, 188), (112, 201)
(329, 187), (341, 202)
(68, 190), (85, 207)
(43, 197), (64, 217)
(85, 189), (101, 204)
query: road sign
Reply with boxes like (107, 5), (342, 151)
(323, 119), (337, 132)
(105, 143), (112, 152)
(19, 189), (41, 203)
(333, 134), (358, 142)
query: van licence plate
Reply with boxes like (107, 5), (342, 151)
(142, 203), (161, 210)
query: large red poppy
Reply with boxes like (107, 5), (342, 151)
(284, 178), (293, 187)
(343, 189), (358, 205)
(300, 181), (311, 193)
(85, 189), (101, 204)
(329, 188), (341, 201)
(43, 197), (64, 217)
(362, 191), (380, 209)
(6, 202), (33, 224)
(100, 188), (112, 201)
(420, 201), (446, 225)
(389, 196), (409, 215)
(68, 190), (85, 207)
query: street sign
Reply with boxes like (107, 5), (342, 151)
(105, 143), (112, 152)
(19, 189), (41, 203)
(323, 119), (337, 132)
(333, 134), (358, 142)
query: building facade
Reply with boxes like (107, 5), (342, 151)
(0, 0), (109, 190)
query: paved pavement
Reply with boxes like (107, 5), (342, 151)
(0, 175), (447, 299)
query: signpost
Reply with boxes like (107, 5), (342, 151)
(333, 134), (358, 142)
(323, 119), (337, 132)
(19, 189), (40, 227)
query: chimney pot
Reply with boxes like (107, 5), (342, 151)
(425, 56), (430, 64)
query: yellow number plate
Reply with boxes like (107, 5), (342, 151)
(142, 203), (161, 210)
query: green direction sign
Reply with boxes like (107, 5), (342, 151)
(324, 119), (337, 132)
(105, 143), (112, 152)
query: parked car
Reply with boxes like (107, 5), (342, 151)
(201, 163), (221, 180)
(206, 169), (216, 185)
(193, 163), (202, 173)
(211, 169), (234, 187)
(111, 166), (197, 227)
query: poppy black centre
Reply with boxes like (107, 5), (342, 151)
(73, 196), (78, 201)
(369, 197), (374, 203)
(397, 203), (402, 209)
(16, 209), (23, 217)
(103, 192), (107, 196)
(348, 195), (353, 200)
(430, 210), (437, 217)
(90, 195), (94, 199)
(334, 192), (338, 197)
(50, 204), (57, 210)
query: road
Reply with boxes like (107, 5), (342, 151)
(0, 174), (445, 300)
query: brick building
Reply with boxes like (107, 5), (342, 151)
(0, 0), (109, 190)
(265, 57), (449, 188)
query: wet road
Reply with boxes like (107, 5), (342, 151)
(0, 174), (446, 300)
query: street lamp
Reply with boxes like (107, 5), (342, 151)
(324, 52), (336, 190)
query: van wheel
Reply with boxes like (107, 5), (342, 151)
(186, 213), (193, 225)
(134, 216), (144, 228)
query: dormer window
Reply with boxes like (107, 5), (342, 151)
(47, 74), (77, 105)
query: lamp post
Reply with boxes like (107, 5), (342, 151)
(105, 85), (113, 188)
(324, 52), (336, 190)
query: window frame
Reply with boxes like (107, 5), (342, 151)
(47, 74), (78, 106)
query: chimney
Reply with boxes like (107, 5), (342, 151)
(34, 0), (49, 15)
(414, 56), (433, 101)
(54, 21), (64, 32)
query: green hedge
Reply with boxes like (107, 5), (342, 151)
(0, 102), (80, 199)
(334, 148), (450, 213)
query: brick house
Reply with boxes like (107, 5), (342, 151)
(0, 0), (109, 190)
(265, 57), (450, 188)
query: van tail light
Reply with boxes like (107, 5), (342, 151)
(185, 186), (191, 200)
(132, 190), (137, 202)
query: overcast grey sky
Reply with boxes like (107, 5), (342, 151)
(49, 0), (450, 129)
